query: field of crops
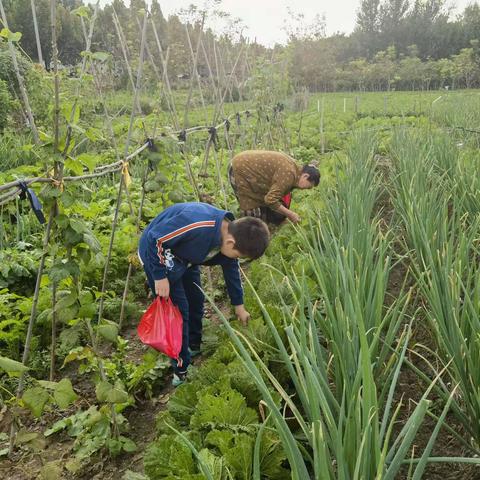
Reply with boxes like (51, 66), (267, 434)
(3, 10), (480, 477)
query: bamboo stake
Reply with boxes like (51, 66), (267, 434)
(46, 0), (63, 388)
(183, 14), (205, 129)
(320, 96), (325, 154)
(62, 3), (99, 156)
(200, 39), (222, 115)
(212, 43), (245, 126)
(30, 0), (44, 66)
(9, 206), (55, 454)
(184, 23), (208, 125)
(97, 11), (148, 327)
(136, 17), (177, 139)
(0, 0), (39, 143)
(212, 147), (228, 209)
(112, 7), (141, 113)
(150, 20), (179, 130)
(119, 166), (148, 330)
(50, 281), (57, 381)
(216, 43), (236, 106)
(50, 0), (60, 151)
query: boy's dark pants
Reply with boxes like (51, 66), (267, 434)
(143, 260), (204, 375)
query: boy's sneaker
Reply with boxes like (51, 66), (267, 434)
(189, 345), (201, 358)
(172, 371), (187, 387)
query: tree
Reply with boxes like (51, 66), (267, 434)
(453, 47), (479, 88)
(283, 8), (326, 42)
(7, 0), (51, 64)
(397, 50), (422, 89)
(356, 0), (381, 34)
(369, 46), (397, 90)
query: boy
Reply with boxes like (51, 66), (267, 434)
(138, 202), (270, 386)
(228, 150), (320, 225)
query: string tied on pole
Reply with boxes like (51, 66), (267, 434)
(121, 160), (132, 188)
(51, 178), (64, 192)
(208, 126), (219, 150)
(146, 137), (158, 152)
(178, 129), (187, 143)
(18, 181), (45, 225)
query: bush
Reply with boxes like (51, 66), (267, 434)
(0, 45), (29, 93)
(0, 79), (10, 131)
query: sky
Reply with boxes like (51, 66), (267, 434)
(89, 0), (476, 46)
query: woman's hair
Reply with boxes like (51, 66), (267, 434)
(301, 164), (320, 186)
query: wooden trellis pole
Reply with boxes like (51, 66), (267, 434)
(0, 0), (39, 143)
(150, 20), (179, 130)
(200, 39), (223, 116)
(30, 0), (44, 66)
(97, 10), (148, 328)
(118, 164), (149, 331)
(8, 206), (56, 454)
(183, 13), (205, 129)
(112, 6), (141, 114)
(185, 23), (209, 125)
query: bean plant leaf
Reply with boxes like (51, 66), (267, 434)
(120, 435), (137, 453)
(70, 218), (87, 234)
(72, 6), (90, 18)
(39, 461), (63, 480)
(96, 380), (128, 403)
(77, 153), (98, 172)
(38, 380), (58, 390)
(53, 378), (78, 408)
(61, 102), (80, 125)
(63, 346), (94, 366)
(15, 430), (46, 450)
(0, 28), (22, 42)
(96, 320), (118, 343)
(92, 52), (110, 62)
(0, 356), (28, 375)
(57, 290), (78, 310)
(23, 387), (50, 418)
(83, 231), (101, 253)
(78, 302), (96, 319)
(49, 261), (80, 283)
(65, 158), (84, 176)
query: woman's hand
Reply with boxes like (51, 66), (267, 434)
(287, 211), (301, 223)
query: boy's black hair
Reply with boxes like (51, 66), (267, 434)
(301, 164), (321, 186)
(228, 217), (270, 259)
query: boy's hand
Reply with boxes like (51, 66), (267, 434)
(155, 278), (170, 298)
(235, 305), (250, 326)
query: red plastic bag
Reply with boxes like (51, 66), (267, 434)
(282, 192), (292, 209)
(137, 297), (183, 361)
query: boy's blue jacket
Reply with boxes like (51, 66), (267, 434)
(138, 202), (243, 305)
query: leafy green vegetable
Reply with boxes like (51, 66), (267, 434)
(190, 386), (258, 429)
(144, 434), (196, 479)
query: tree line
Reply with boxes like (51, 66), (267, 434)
(2, 0), (480, 92)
